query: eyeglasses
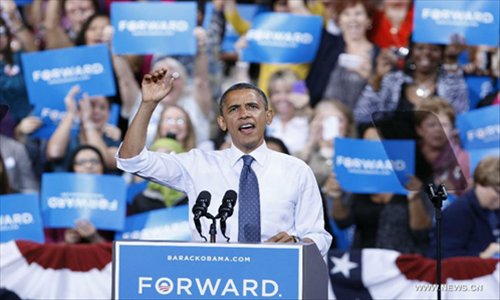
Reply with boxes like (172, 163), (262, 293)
(74, 158), (101, 166)
(163, 118), (186, 126)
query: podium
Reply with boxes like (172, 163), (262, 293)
(112, 241), (328, 299)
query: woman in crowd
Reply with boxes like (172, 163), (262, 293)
(354, 41), (468, 126)
(45, 145), (110, 244)
(369, 0), (413, 49)
(413, 98), (470, 192)
(266, 70), (310, 155)
(75, 13), (140, 131)
(307, 0), (377, 109)
(43, 0), (98, 49)
(0, 1), (37, 135)
(324, 126), (433, 254)
(46, 85), (121, 172)
(428, 156), (500, 259)
(301, 100), (357, 188)
(156, 105), (197, 152)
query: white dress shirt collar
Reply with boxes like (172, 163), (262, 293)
(228, 141), (269, 168)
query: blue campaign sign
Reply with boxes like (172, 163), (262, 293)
(0, 194), (44, 243)
(21, 44), (116, 103)
(14, 0), (33, 5)
(21, 45), (116, 139)
(40, 173), (127, 231)
(218, 4), (268, 53)
(334, 138), (415, 194)
(465, 76), (493, 109)
(113, 241), (301, 299)
(115, 206), (190, 241)
(241, 13), (322, 63)
(469, 147), (500, 174)
(111, 2), (197, 55)
(457, 105), (500, 150)
(413, 0), (499, 46)
(126, 180), (148, 204)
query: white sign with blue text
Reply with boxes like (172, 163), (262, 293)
(241, 13), (322, 63)
(41, 173), (127, 231)
(0, 194), (44, 243)
(115, 206), (190, 241)
(111, 2), (197, 55)
(457, 105), (500, 150)
(334, 138), (415, 194)
(413, 0), (499, 46)
(113, 241), (301, 299)
(21, 45), (116, 139)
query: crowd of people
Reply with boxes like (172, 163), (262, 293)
(1, 0), (499, 260)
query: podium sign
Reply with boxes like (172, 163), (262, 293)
(113, 241), (327, 299)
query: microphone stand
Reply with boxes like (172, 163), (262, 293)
(425, 183), (447, 300)
(205, 213), (217, 243)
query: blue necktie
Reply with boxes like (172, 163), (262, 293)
(238, 155), (261, 242)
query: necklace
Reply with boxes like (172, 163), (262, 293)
(415, 86), (431, 98)
(414, 77), (435, 98)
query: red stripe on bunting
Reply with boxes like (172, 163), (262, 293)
(16, 240), (112, 271)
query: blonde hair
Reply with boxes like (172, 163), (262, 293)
(157, 105), (196, 151)
(267, 69), (300, 97)
(414, 97), (456, 126)
(474, 156), (500, 188)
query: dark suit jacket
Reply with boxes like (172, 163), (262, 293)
(428, 189), (498, 258)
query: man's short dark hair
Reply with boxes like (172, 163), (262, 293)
(219, 83), (269, 115)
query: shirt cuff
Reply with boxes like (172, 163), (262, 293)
(303, 233), (332, 258)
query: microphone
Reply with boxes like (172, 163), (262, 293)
(218, 190), (237, 222)
(192, 191), (211, 241)
(192, 190), (211, 220)
(217, 190), (237, 241)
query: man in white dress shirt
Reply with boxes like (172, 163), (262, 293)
(116, 68), (332, 256)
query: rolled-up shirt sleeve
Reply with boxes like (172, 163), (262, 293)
(115, 145), (151, 174)
(115, 144), (191, 193)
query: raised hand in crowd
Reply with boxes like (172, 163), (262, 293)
(405, 175), (432, 231)
(14, 116), (42, 143)
(74, 219), (105, 243)
(0, 0), (37, 51)
(44, 0), (97, 49)
(64, 219), (105, 244)
(370, 48), (397, 91)
(322, 172), (343, 199)
(480, 242), (500, 259)
(47, 85), (121, 171)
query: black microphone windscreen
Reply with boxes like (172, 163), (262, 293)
(197, 190), (211, 204)
(223, 190), (237, 204)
